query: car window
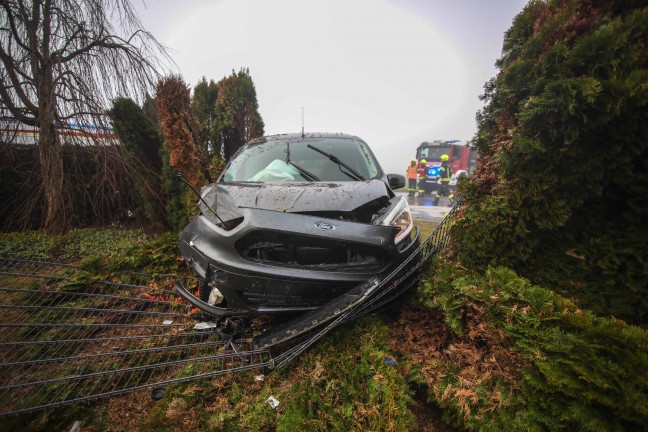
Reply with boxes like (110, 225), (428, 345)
(451, 145), (462, 161)
(221, 137), (380, 182)
(421, 146), (451, 161)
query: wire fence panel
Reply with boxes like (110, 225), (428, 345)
(0, 198), (462, 416)
(267, 198), (464, 367)
(0, 259), (273, 416)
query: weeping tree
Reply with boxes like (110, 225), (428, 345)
(0, 0), (170, 233)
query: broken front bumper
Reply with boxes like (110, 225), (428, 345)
(178, 207), (419, 316)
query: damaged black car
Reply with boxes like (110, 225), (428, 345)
(177, 133), (419, 317)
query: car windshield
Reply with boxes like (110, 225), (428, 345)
(419, 146), (451, 161)
(220, 137), (381, 183)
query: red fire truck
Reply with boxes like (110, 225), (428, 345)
(416, 139), (478, 175)
(415, 140), (478, 194)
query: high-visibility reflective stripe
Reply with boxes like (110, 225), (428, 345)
(439, 164), (452, 180)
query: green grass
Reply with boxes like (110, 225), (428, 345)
(0, 228), (147, 262)
(414, 219), (440, 241)
(0, 227), (451, 431)
(140, 317), (418, 432)
(0, 228), (181, 274)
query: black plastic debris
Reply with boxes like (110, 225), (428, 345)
(151, 388), (165, 401)
(383, 356), (397, 366)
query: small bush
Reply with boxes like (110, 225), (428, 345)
(112, 231), (181, 274)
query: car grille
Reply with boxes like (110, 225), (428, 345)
(236, 231), (389, 271)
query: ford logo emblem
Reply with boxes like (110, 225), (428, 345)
(314, 221), (336, 231)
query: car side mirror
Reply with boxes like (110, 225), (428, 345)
(386, 174), (405, 190)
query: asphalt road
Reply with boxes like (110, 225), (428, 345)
(395, 191), (453, 222)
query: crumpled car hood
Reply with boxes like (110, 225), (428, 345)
(200, 180), (391, 223)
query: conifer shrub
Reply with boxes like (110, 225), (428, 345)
(109, 97), (167, 228)
(456, 0), (648, 323)
(156, 75), (209, 231)
(415, 262), (647, 431)
(160, 148), (190, 233)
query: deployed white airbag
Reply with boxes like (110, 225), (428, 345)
(248, 159), (299, 182)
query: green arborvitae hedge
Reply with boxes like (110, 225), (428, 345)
(109, 97), (167, 228)
(417, 263), (648, 431)
(160, 148), (192, 233)
(456, 0), (648, 323)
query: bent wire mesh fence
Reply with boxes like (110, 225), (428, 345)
(0, 198), (463, 416)
(0, 262), (273, 416)
(269, 197), (464, 367)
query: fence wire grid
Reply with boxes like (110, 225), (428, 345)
(0, 261), (273, 416)
(0, 198), (462, 416)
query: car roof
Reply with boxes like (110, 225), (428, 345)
(247, 132), (365, 146)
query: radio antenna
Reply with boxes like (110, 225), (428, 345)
(301, 107), (305, 137)
(176, 173), (227, 227)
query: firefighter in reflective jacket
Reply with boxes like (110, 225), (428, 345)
(434, 154), (454, 206)
(417, 159), (428, 196)
(406, 159), (418, 196)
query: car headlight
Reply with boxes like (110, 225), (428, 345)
(380, 197), (413, 244)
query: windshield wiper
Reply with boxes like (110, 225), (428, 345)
(306, 144), (365, 181)
(286, 142), (319, 181)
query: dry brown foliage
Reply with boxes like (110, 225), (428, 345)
(391, 304), (526, 421)
(156, 75), (208, 188)
(535, 0), (613, 57)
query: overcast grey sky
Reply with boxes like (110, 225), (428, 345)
(135, 0), (528, 175)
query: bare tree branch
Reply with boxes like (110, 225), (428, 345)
(0, 47), (40, 114)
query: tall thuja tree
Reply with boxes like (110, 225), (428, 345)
(455, 1), (648, 323)
(213, 68), (264, 161)
(191, 77), (225, 178)
(156, 75), (209, 231)
(191, 77), (218, 156)
(142, 94), (160, 128)
(108, 97), (165, 227)
(0, 0), (169, 233)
